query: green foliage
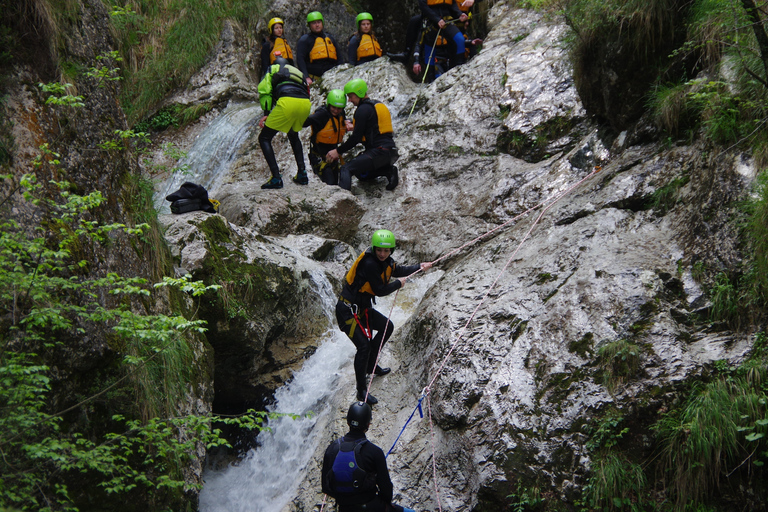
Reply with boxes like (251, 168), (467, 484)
(650, 174), (690, 214)
(0, 167), (271, 510)
(111, 0), (267, 123)
(38, 81), (84, 108)
(507, 480), (545, 512)
(654, 366), (768, 507)
(708, 271), (739, 324)
(585, 410), (629, 453)
(580, 452), (647, 512)
(134, 103), (212, 133)
(743, 170), (768, 308)
(596, 339), (642, 391)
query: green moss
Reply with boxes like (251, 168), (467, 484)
(568, 332), (594, 358)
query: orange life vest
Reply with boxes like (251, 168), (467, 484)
(269, 37), (294, 64)
(309, 35), (338, 62)
(427, 0), (454, 5)
(345, 251), (393, 296)
(357, 34), (382, 60)
(314, 114), (346, 145)
(357, 100), (393, 143)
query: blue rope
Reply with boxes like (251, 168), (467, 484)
(386, 395), (425, 458)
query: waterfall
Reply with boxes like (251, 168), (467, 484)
(199, 269), (442, 512)
(155, 102), (261, 213)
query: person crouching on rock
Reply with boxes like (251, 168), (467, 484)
(257, 55), (311, 189)
(335, 230), (432, 405)
(303, 89), (352, 185)
(325, 79), (399, 192)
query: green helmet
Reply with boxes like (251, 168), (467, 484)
(371, 229), (396, 251)
(327, 89), (346, 108)
(306, 11), (323, 24)
(356, 12), (373, 28)
(344, 79), (368, 99)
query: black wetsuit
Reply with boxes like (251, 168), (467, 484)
(336, 249), (418, 395)
(295, 31), (343, 79)
(322, 430), (408, 512)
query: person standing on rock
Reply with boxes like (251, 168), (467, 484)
(325, 79), (399, 191)
(336, 230), (432, 405)
(348, 12), (383, 67)
(322, 401), (417, 512)
(260, 17), (295, 76)
(303, 89), (352, 185)
(257, 55), (311, 189)
(295, 11), (343, 85)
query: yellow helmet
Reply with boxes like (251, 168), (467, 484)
(268, 17), (284, 34)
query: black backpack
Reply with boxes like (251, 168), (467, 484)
(325, 437), (377, 495)
(165, 182), (218, 214)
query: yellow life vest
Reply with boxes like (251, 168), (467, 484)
(314, 114), (346, 145)
(309, 35), (338, 62)
(345, 251), (393, 295)
(357, 100), (393, 143)
(427, 0), (454, 5)
(357, 33), (382, 60)
(270, 37), (294, 64)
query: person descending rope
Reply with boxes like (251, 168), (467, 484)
(325, 79), (399, 191)
(348, 12), (383, 66)
(257, 55), (312, 189)
(304, 89), (351, 185)
(296, 11), (344, 85)
(260, 17), (295, 76)
(336, 230), (432, 405)
(322, 402), (417, 512)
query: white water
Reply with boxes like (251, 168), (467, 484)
(155, 102), (261, 213)
(199, 269), (442, 512)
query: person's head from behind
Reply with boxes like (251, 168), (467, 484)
(347, 401), (372, 432)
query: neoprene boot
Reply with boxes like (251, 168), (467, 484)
(288, 131), (307, 184)
(373, 365), (391, 376)
(293, 168), (309, 185)
(385, 166), (399, 191)
(261, 176), (283, 189)
(339, 166), (352, 190)
(357, 389), (378, 405)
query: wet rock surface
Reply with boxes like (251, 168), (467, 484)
(147, 3), (758, 511)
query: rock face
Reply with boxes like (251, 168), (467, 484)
(149, 2), (759, 511)
(5, 0), (759, 510)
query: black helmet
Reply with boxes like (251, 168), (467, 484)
(347, 401), (372, 431)
(274, 51), (288, 66)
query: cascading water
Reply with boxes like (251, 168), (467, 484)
(199, 268), (442, 512)
(155, 102), (261, 213)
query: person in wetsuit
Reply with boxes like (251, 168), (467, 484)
(304, 89), (351, 185)
(256, 56), (311, 189)
(348, 12), (383, 66)
(322, 401), (417, 512)
(260, 17), (295, 76)
(325, 79), (399, 191)
(335, 230), (432, 405)
(295, 11), (343, 85)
